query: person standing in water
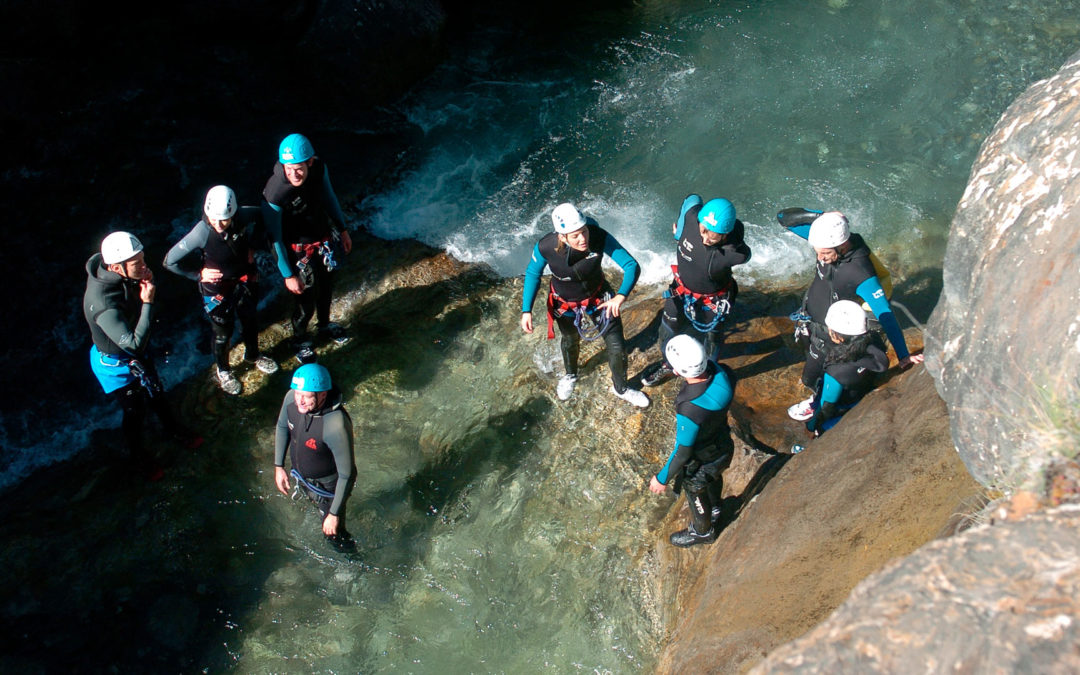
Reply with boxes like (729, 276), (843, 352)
(520, 202), (650, 408)
(84, 232), (201, 481)
(648, 335), (735, 547)
(273, 363), (356, 546)
(164, 185), (279, 395)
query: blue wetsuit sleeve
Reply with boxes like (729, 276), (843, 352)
(163, 223), (210, 282)
(855, 277), (909, 360)
(656, 413), (700, 485)
(322, 167), (348, 231)
(786, 224), (811, 240)
(274, 393), (291, 467)
(603, 234), (640, 297)
(820, 373), (843, 405)
(262, 200), (295, 279)
(522, 243), (547, 312)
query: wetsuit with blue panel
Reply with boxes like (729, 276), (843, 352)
(84, 253), (181, 471)
(780, 216), (910, 387)
(263, 158), (349, 339)
(164, 207), (265, 372)
(655, 362), (735, 538)
(804, 332), (889, 435)
(662, 195), (751, 359)
(521, 220), (640, 393)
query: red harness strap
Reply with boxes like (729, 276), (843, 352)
(670, 265), (729, 312)
(290, 242), (325, 259)
(545, 288), (603, 339)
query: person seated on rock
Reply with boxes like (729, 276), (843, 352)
(778, 209), (923, 421)
(263, 133), (354, 364)
(273, 364), (356, 549)
(641, 195), (751, 388)
(520, 202), (650, 408)
(801, 300), (890, 437)
(164, 186), (279, 396)
(648, 335), (735, 547)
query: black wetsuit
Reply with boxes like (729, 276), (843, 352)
(522, 221), (640, 393)
(274, 388), (356, 523)
(164, 207), (264, 371)
(662, 202), (751, 357)
(655, 362), (735, 534)
(84, 254), (179, 469)
(263, 158), (348, 338)
(804, 332), (889, 435)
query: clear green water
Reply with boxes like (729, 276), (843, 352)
(192, 1), (1080, 672)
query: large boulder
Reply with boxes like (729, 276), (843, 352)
(926, 48), (1080, 493)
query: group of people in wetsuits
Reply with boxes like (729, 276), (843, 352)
(84, 133), (357, 544)
(83, 130), (921, 550)
(520, 198), (922, 547)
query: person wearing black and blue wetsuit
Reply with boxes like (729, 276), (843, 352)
(779, 210), (923, 420)
(520, 202), (650, 408)
(263, 133), (353, 362)
(274, 364), (355, 544)
(648, 335), (735, 547)
(164, 186), (279, 395)
(643, 195), (751, 387)
(84, 232), (200, 481)
(803, 300), (890, 437)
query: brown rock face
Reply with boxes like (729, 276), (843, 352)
(655, 368), (981, 674)
(926, 48), (1080, 493)
(751, 505), (1080, 674)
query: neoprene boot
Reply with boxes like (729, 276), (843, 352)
(669, 523), (717, 548)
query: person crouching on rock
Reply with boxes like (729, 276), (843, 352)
(802, 300), (889, 438)
(520, 202), (650, 408)
(648, 335), (736, 547)
(273, 364), (356, 547)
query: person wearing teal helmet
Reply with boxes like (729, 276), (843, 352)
(641, 195), (751, 387)
(274, 363), (356, 545)
(263, 133), (354, 363)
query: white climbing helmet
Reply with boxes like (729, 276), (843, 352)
(100, 231), (144, 265)
(665, 334), (708, 378)
(824, 300), (868, 336)
(551, 202), (587, 234)
(807, 211), (851, 249)
(204, 185), (238, 220)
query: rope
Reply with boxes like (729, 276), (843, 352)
(291, 469), (336, 499)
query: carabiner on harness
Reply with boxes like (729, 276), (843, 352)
(296, 257), (315, 287)
(683, 294), (730, 333)
(127, 358), (163, 398)
(319, 242), (337, 271)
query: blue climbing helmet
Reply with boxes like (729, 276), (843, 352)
(698, 198), (736, 234)
(291, 364), (331, 392)
(279, 133), (314, 164)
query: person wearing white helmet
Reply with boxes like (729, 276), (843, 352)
(263, 133), (354, 363)
(798, 300), (890, 436)
(520, 202), (650, 408)
(84, 232), (201, 481)
(647, 335), (736, 547)
(642, 194), (751, 387)
(778, 207), (923, 421)
(165, 186), (280, 396)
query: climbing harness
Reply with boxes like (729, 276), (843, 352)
(669, 266), (731, 333)
(127, 358), (163, 398)
(291, 241), (335, 285)
(546, 288), (613, 341)
(290, 468), (336, 499)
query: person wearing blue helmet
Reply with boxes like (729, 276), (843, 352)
(263, 133), (354, 363)
(641, 195), (751, 387)
(273, 363), (356, 544)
